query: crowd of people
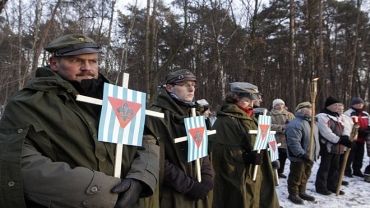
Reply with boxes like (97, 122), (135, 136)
(0, 34), (369, 208)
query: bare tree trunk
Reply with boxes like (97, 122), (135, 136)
(104, 0), (116, 75)
(318, 0), (324, 99)
(0, 0), (8, 14)
(30, 0), (62, 74)
(145, 0), (151, 100)
(347, 0), (361, 101)
(289, 0), (296, 107)
(17, 0), (23, 90)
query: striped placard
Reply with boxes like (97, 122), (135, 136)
(98, 83), (146, 146)
(184, 116), (208, 162)
(268, 134), (279, 161)
(253, 115), (271, 151)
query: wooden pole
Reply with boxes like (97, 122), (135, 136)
(336, 117), (359, 195)
(309, 78), (319, 160)
(252, 109), (268, 181)
(113, 73), (130, 178)
(191, 108), (202, 182)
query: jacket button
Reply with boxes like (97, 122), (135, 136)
(81, 200), (88, 207)
(90, 186), (98, 193)
(8, 181), (15, 187)
(17, 129), (23, 134)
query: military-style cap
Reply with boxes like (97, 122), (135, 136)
(295, 101), (312, 112)
(165, 69), (196, 84)
(45, 34), (101, 56)
(230, 82), (259, 94)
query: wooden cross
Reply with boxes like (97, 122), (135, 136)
(76, 73), (164, 177)
(173, 108), (216, 182)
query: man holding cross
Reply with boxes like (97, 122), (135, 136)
(0, 34), (159, 208)
(143, 69), (214, 208)
(211, 82), (279, 208)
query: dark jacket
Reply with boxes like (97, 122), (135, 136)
(0, 67), (159, 208)
(285, 112), (320, 162)
(211, 103), (279, 208)
(142, 88), (213, 208)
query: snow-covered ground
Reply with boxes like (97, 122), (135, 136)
(276, 156), (370, 208)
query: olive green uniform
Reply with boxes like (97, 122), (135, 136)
(211, 103), (279, 208)
(142, 88), (213, 208)
(0, 67), (159, 208)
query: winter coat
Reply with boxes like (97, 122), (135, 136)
(211, 103), (279, 208)
(285, 112), (320, 162)
(270, 109), (295, 149)
(142, 88), (213, 208)
(0, 67), (159, 208)
(316, 110), (348, 154)
(344, 108), (370, 144)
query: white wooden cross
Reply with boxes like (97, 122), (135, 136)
(173, 108), (216, 182)
(76, 73), (164, 177)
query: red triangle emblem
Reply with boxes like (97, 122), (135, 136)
(189, 127), (205, 148)
(108, 96), (142, 128)
(269, 140), (277, 152)
(259, 124), (270, 141)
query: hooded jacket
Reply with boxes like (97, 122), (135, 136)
(211, 103), (279, 208)
(143, 88), (213, 208)
(0, 67), (159, 208)
(285, 112), (320, 162)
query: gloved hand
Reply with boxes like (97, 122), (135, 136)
(338, 135), (352, 148)
(185, 178), (213, 200)
(243, 151), (262, 165)
(112, 178), (143, 208)
(301, 154), (314, 166)
(271, 160), (280, 169)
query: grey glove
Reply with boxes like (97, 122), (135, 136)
(112, 178), (142, 208)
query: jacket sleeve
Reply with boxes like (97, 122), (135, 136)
(316, 114), (340, 143)
(22, 141), (120, 208)
(125, 133), (160, 197)
(285, 125), (305, 157)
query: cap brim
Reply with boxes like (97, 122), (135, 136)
(57, 48), (101, 56)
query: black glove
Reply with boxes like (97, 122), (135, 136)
(338, 135), (352, 148)
(243, 151), (262, 165)
(185, 178), (213, 200)
(301, 154), (314, 166)
(112, 178), (143, 208)
(271, 160), (280, 169)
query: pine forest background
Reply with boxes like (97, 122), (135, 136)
(0, 0), (369, 113)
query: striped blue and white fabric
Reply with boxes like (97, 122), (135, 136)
(98, 83), (146, 146)
(268, 134), (279, 161)
(184, 116), (208, 162)
(253, 115), (271, 151)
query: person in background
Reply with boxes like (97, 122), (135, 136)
(270, 98), (295, 178)
(0, 34), (159, 208)
(212, 82), (280, 208)
(143, 69), (214, 208)
(315, 96), (352, 196)
(285, 102), (319, 204)
(344, 97), (370, 177)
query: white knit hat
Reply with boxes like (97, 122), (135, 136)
(272, 99), (285, 107)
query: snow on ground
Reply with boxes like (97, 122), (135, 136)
(276, 156), (370, 208)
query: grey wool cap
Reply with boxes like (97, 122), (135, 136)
(165, 69), (197, 84)
(45, 34), (101, 56)
(230, 82), (260, 94)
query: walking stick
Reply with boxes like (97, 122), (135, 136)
(336, 117), (359, 196)
(309, 78), (319, 160)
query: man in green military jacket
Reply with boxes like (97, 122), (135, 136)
(143, 69), (214, 208)
(211, 82), (280, 208)
(0, 34), (159, 208)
